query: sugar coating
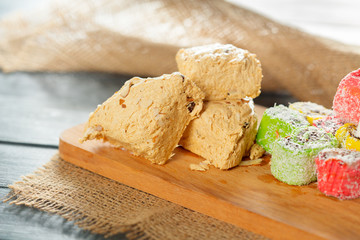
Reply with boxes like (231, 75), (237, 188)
(316, 148), (360, 200)
(333, 68), (360, 123)
(289, 101), (333, 118)
(176, 43), (262, 100)
(288, 126), (338, 152)
(271, 126), (339, 185)
(289, 101), (333, 125)
(256, 105), (309, 153)
(312, 115), (343, 135)
(317, 148), (360, 166)
(265, 105), (309, 127)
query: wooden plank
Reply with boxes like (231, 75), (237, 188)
(0, 72), (128, 145)
(0, 188), (121, 240)
(59, 119), (360, 240)
(0, 144), (57, 187)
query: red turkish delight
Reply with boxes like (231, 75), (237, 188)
(333, 68), (360, 123)
(316, 148), (360, 200)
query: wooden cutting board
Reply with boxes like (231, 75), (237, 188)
(59, 106), (360, 240)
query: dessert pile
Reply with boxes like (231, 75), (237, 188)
(79, 41), (360, 200)
(256, 68), (360, 199)
(80, 44), (263, 170)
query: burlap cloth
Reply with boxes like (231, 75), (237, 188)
(5, 153), (268, 239)
(0, 0), (360, 107)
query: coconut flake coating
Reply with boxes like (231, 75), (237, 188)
(289, 102), (333, 117)
(333, 68), (360, 123)
(256, 105), (309, 153)
(312, 115), (344, 136)
(289, 101), (333, 124)
(316, 148), (360, 200)
(271, 126), (339, 186)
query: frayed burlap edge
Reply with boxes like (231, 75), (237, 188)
(4, 153), (268, 240)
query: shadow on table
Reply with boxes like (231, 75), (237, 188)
(254, 91), (298, 107)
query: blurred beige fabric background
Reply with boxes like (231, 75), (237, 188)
(0, 0), (359, 107)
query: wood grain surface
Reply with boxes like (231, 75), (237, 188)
(59, 112), (360, 240)
(0, 72), (129, 146)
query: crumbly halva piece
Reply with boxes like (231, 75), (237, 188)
(249, 143), (265, 160)
(189, 160), (211, 172)
(80, 72), (205, 165)
(176, 43), (262, 100)
(180, 99), (258, 170)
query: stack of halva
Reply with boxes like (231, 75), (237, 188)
(80, 43), (263, 170)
